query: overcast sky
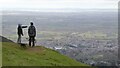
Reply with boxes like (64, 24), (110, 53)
(0, 0), (119, 11)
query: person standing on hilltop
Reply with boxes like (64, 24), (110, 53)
(28, 22), (36, 47)
(17, 24), (23, 44)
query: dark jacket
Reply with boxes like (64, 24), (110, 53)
(17, 26), (23, 36)
(28, 25), (36, 37)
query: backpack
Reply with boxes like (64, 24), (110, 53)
(29, 26), (35, 36)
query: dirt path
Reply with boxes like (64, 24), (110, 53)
(26, 46), (45, 53)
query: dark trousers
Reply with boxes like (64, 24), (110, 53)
(29, 36), (35, 47)
(17, 35), (21, 44)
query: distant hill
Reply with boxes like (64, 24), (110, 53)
(0, 36), (13, 42)
(2, 37), (89, 66)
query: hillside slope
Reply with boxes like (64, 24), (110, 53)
(0, 36), (13, 42)
(2, 42), (88, 66)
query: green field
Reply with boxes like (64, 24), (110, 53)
(2, 42), (88, 66)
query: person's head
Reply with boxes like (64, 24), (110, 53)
(18, 24), (22, 27)
(30, 22), (33, 26)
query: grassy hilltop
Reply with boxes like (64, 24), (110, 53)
(2, 36), (88, 66)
